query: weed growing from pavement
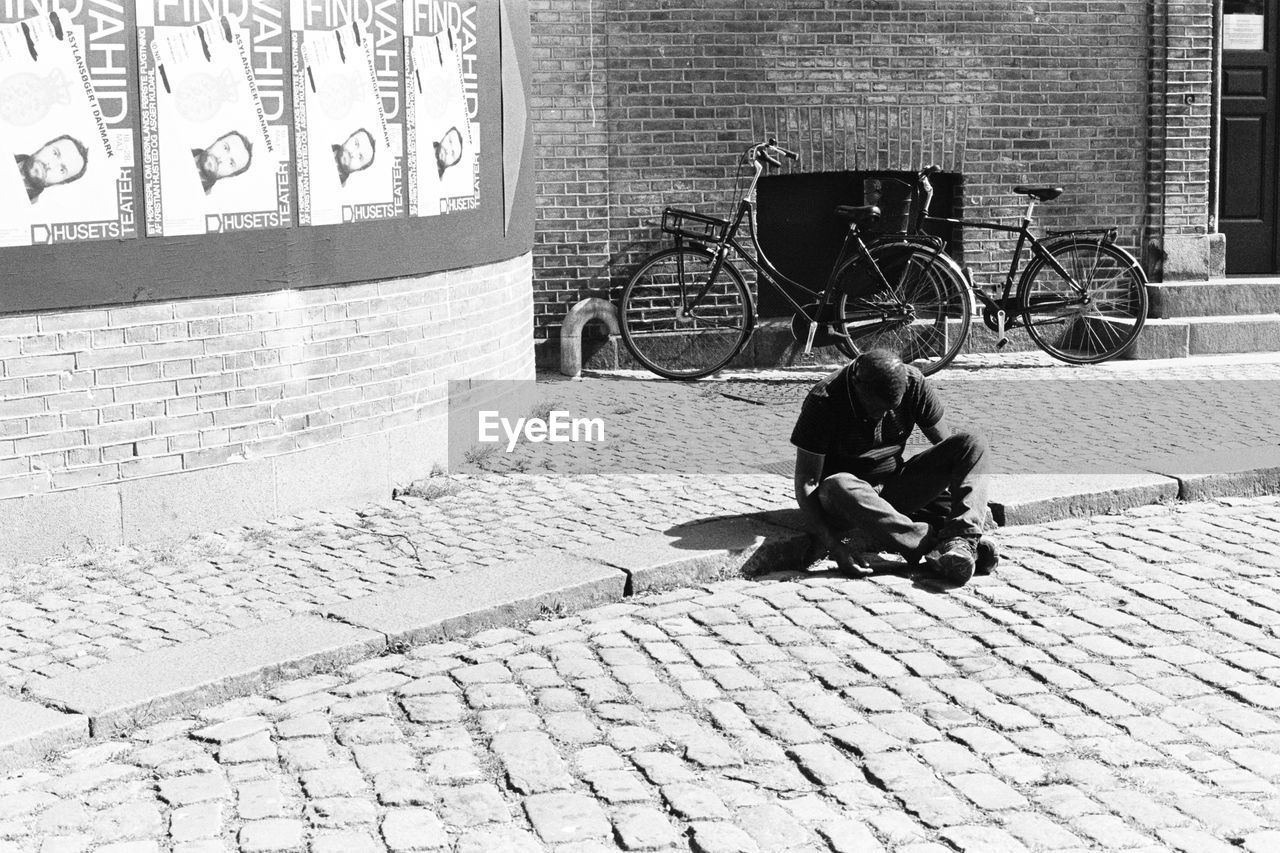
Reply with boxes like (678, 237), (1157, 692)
(537, 599), (568, 618)
(393, 477), (462, 502)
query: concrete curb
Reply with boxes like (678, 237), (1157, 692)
(6, 467), (1280, 762)
(0, 696), (88, 769)
(1137, 446), (1280, 503)
(323, 549), (627, 647)
(988, 472), (1181, 526)
(569, 516), (811, 595)
(27, 616), (386, 740)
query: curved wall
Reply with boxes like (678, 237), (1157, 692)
(0, 252), (533, 566)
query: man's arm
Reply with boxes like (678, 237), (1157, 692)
(921, 416), (950, 445)
(794, 448), (861, 571)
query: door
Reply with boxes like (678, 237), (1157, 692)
(1222, 0), (1278, 273)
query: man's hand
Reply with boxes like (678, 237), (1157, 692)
(823, 538), (869, 573)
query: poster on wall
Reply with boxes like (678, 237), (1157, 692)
(137, 1), (292, 237)
(292, 0), (402, 226)
(0, 6), (135, 246)
(405, 0), (478, 217)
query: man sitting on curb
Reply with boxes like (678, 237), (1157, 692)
(791, 348), (997, 584)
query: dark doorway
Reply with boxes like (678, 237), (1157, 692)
(756, 171), (962, 318)
(1222, 0), (1278, 273)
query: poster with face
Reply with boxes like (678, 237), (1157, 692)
(405, 0), (478, 217)
(0, 6), (135, 246)
(291, 0), (402, 226)
(137, 1), (291, 236)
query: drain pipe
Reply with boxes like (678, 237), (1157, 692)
(560, 297), (620, 378)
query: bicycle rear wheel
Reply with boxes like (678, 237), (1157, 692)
(1018, 240), (1148, 364)
(618, 247), (754, 380)
(833, 242), (971, 375)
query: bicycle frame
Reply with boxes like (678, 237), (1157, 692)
(672, 150), (950, 355)
(922, 201), (1121, 341)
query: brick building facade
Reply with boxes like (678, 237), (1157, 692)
(529, 0), (1219, 360)
(0, 2), (536, 567)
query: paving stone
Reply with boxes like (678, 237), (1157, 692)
(352, 742), (416, 774)
(422, 749), (484, 784)
(438, 784), (512, 826)
(490, 731), (575, 793)
(401, 694), (466, 724)
(373, 770), (434, 807)
(736, 803), (812, 851)
(219, 732), (277, 764)
(786, 743), (861, 786)
(817, 818), (886, 853)
(661, 784), (729, 820)
(307, 797), (379, 827)
(236, 780), (291, 820)
(237, 818), (306, 852)
(688, 822), (761, 853)
(157, 774), (233, 807)
(938, 825), (1031, 852)
(169, 802), (224, 842)
(300, 767), (368, 799)
(613, 806), (683, 850)
(309, 831), (381, 853)
(381, 808), (449, 851)
(523, 793), (611, 843)
(947, 773), (1029, 810)
(454, 827), (542, 853)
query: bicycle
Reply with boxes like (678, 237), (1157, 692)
(618, 139), (972, 380)
(909, 166), (1149, 363)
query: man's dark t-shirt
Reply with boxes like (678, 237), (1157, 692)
(790, 363), (944, 482)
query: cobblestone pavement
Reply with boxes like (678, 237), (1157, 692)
(3, 498), (1280, 851)
(1, 354), (1279, 695)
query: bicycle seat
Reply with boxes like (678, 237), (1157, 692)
(833, 204), (881, 225)
(1014, 186), (1064, 202)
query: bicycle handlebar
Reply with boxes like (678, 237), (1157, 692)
(750, 138), (800, 169)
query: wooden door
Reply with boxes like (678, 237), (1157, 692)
(1222, 0), (1279, 273)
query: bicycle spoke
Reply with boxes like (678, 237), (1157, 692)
(620, 248), (752, 379)
(835, 244), (970, 374)
(1022, 241), (1147, 363)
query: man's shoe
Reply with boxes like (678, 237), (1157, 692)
(976, 537), (999, 576)
(902, 527), (938, 567)
(928, 537), (976, 585)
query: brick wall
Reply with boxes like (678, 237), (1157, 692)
(531, 0), (1213, 353)
(528, 0), (611, 352)
(1147, 0), (1216, 277)
(0, 253), (533, 563)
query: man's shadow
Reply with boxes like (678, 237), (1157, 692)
(660, 508), (969, 594)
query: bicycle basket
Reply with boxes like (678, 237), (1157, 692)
(862, 178), (913, 234)
(661, 207), (728, 243)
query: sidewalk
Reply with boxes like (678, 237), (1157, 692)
(2, 352), (1280, 764)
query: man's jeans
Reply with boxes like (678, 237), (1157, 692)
(816, 432), (990, 555)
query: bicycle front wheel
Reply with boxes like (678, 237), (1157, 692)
(618, 247), (753, 380)
(1019, 240), (1148, 364)
(833, 242), (972, 375)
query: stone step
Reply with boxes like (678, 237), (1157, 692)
(1126, 314), (1280, 359)
(584, 311), (1280, 370)
(1149, 277), (1280, 318)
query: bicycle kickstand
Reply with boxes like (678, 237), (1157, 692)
(969, 269), (1009, 350)
(802, 319), (818, 355)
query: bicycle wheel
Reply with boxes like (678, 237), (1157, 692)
(833, 241), (972, 375)
(619, 247), (754, 380)
(1018, 240), (1148, 363)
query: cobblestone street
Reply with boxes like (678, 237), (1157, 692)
(4, 355), (1280, 696)
(3, 495), (1280, 851)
